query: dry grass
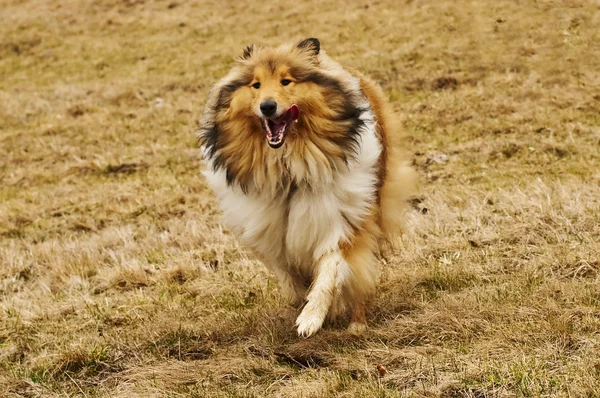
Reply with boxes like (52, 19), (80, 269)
(1, 0), (600, 396)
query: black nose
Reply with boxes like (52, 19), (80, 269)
(260, 100), (277, 117)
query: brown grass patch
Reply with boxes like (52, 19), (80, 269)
(1, 0), (600, 396)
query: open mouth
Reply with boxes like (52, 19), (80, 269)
(261, 105), (300, 148)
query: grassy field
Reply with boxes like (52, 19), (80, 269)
(1, 0), (600, 396)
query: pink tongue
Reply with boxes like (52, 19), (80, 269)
(283, 104), (300, 122)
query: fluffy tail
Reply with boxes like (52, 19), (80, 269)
(379, 100), (418, 250)
(380, 150), (417, 246)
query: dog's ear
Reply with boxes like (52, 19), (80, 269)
(238, 44), (255, 60)
(297, 38), (320, 56)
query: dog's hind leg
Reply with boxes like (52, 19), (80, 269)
(295, 250), (349, 337)
(341, 224), (380, 334)
(347, 301), (367, 333)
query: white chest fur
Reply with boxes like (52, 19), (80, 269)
(202, 112), (381, 273)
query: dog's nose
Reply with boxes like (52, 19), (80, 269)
(260, 100), (277, 117)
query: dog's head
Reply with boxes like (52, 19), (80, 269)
(241, 39), (320, 148)
(241, 39), (321, 149)
(199, 38), (368, 190)
(221, 38), (322, 148)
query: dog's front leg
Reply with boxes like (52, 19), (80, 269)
(295, 250), (349, 337)
(251, 250), (306, 306)
(272, 267), (306, 307)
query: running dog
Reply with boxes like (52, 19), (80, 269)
(198, 38), (414, 337)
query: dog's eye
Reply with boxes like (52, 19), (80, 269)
(281, 79), (292, 86)
(252, 82), (261, 89)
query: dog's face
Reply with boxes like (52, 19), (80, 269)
(247, 62), (301, 148)
(224, 38), (321, 148)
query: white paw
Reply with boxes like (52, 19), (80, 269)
(295, 307), (326, 338)
(347, 321), (367, 334)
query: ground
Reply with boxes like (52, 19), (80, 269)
(1, 0), (599, 397)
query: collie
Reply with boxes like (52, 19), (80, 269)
(198, 38), (415, 337)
